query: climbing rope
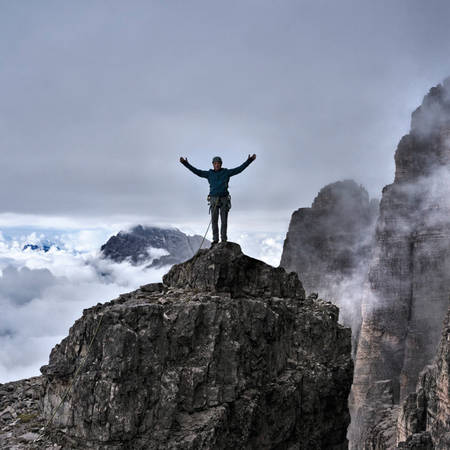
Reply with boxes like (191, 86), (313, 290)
(34, 313), (105, 443)
(196, 197), (220, 254)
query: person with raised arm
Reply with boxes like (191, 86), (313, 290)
(180, 154), (256, 246)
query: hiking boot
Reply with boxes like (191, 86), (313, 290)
(210, 241), (219, 248)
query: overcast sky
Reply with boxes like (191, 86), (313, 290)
(2, 0), (450, 234)
(3, 0), (450, 382)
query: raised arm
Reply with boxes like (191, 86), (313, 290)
(227, 154), (256, 177)
(179, 157), (209, 178)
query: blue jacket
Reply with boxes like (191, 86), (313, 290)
(183, 159), (253, 197)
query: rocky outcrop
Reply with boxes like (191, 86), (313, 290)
(395, 305), (450, 449)
(164, 240), (304, 299)
(350, 78), (450, 448)
(280, 180), (378, 352)
(100, 225), (209, 268)
(40, 242), (353, 449)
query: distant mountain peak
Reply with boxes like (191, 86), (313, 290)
(100, 225), (209, 268)
(22, 242), (60, 252)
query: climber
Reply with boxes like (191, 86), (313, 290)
(180, 154), (256, 246)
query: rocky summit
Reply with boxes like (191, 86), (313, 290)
(33, 242), (353, 449)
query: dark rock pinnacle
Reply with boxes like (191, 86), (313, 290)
(36, 242), (352, 449)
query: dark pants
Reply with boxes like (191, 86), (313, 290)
(210, 196), (230, 242)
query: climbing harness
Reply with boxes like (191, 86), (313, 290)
(34, 313), (105, 443)
(208, 194), (231, 213)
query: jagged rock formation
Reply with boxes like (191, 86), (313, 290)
(350, 78), (450, 448)
(280, 180), (378, 294)
(39, 242), (353, 449)
(363, 304), (450, 449)
(100, 225), (209, 268)
(280, 180), (378, 352)
(396, 304), (450, 449)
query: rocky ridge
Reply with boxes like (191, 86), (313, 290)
(32, 242), (353, 449)
(101, 225), (209, 268)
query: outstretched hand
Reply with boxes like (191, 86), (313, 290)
(248, 154), (256, 161)
(180, 157), (188, 164)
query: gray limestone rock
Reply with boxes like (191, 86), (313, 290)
(100, 225), (209, 268)
(164, 242), (305, 299)
(395, 305), (450, 449)
(350, 77), (450, 449)
(363, 304), (450, 449)
(280, 179), (378, 355)
(39, 242), (352, 449)
(396, 432), (434, 450)
(0, 376), (59, 449)
(281, 180), (377, 293)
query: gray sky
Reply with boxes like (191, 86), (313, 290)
(2, 0), (450, 233)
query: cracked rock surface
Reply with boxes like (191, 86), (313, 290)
(37, 242), (352, 449)
(0, 376), (62, 449)
(350, 78), (450, 449)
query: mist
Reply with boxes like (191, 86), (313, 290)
(0, 225), (285, 383)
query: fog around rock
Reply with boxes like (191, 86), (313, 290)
(349, 77), (450, 448)
(280, 179), (379, 356)
(0, 227), (284, 383)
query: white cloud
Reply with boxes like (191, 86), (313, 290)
(0, 228), (169, 383)
(230, 230), (285, 267)
(0, 222), (289, 383)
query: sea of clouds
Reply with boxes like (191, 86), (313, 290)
(0, 226), (284, 383)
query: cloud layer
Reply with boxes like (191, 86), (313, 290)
(0, 228), (168, 382)
(0, 226), (284, 382)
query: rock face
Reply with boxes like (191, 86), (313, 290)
(350, 78), (450, 448)
(100, 225), (209, 268)
(280, 180), (378, 351)
(41, 242), (353, 449)
(396, 305), (450, 449)
(165, 240), (304, 299)
(363, 304), (450, 450)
